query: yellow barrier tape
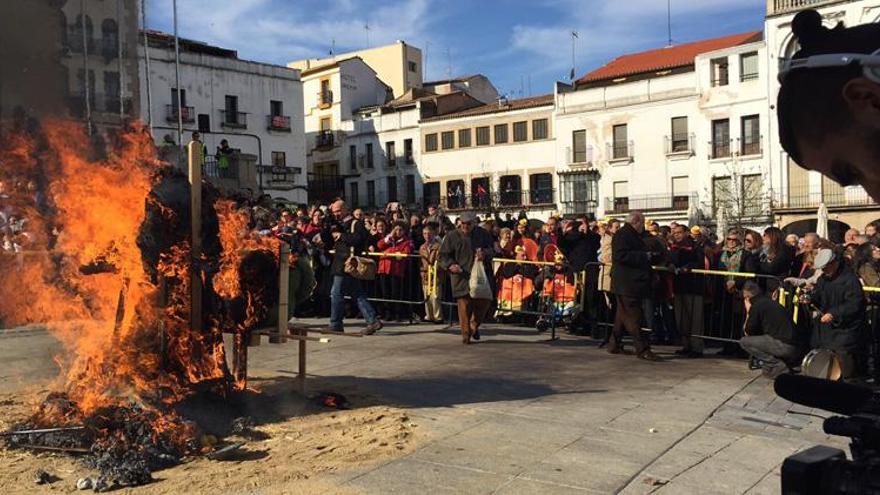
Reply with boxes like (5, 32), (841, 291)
(864, 286), (880, 293)
(365, 251), (419, 259)
(496, 258), (561, 267)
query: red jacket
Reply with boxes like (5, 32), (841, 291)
(377, 235), (413, 277)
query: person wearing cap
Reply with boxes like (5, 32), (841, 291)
(806, 247), (867, 360)
(438, 211), (495, 344)
(776, 9), (880, 204)
(608, 211), (660, 361)
(739, 281), (802, 378)
(669, 223), (705, 358)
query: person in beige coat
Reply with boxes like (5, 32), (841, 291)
(598, 219), (620, 292)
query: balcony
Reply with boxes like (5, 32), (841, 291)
(567, 145), (594, 166)
(711, 141), (731, 159)
(768, 0), (840, 16)
(220, 110), (248, 129)
(315, 130), (337, 150)
(664, 133), (695, 156)
(773, 185), (877, 210)
(604, 193), (695, 214)
(267, 115), (291, 132)
(317, 90), (333, 108)
(439, 189), (556, 212)
(166, 104), (195, 123)
(606, 141), (634, 163)
(740, 138), (762, 156)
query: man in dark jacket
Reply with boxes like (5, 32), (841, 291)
(439, 211), (494, 344)
(609, 211), (659, 361)
(668, 224), (705, 357)
(808, 248), (866, 356)
(739, 281), (801, 378)
(327, 199), (382, 334)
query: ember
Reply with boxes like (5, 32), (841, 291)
(0, 121), (282, 487)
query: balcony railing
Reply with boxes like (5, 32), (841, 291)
(768, 0), (840, 16)
(220, 110), (248, 128)
(307, 173), (347, 204)
(604, 193), (695, 214)
(773, 185), (877, 210)
(711, 141), (731, 159)
(665, 133), (694, 155)
(607, 141), (634, 161)
(166, 104), (195, 123)
(267, 115), (291, 131)
(68, 93), (133, 117)
(315, 130), (336, 149)
(203, 156), (240, 181)
(567, 145), (594, 165)
(740, 138), (762, 156)
(317, 90), (333, 107)
(439, 190), (556, 212)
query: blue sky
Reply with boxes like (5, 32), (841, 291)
(145, 0), (766, 98)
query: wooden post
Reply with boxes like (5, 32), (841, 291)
(271, 243), (290, 344)
(187, 140), (203, 333)
(297, 326), (306, 395)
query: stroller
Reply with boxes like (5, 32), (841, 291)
(535, 245), (580, 334)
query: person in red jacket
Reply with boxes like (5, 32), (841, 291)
(377, 221), (414, 321)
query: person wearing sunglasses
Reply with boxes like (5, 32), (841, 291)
(777, 9), (880, 203)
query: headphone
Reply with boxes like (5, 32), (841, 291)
(779, 49), (880, 83)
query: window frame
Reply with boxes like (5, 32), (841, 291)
(739, 51), (759, 82)
(475, 126), (490, 146)
(424, 133), (438, 152)
(441, 131), (455, 150)
(513, 121), (528, 142)
(493, 123), (508, 144)
(458, 128), (472, 148)
(532, 119), (549, 140)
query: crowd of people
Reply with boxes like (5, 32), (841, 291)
(248, 195), (880, 377)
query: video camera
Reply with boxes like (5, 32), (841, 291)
(774, 374), (880, 494)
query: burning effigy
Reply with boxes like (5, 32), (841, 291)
(0, 120), (280, 489)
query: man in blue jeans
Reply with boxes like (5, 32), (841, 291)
(326, 199), (383, 335)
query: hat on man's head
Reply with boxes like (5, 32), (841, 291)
(518, 218), (529, 227)
(813, 248), (837, 270)
(690, 225), (702, 235)
(459, 211), (477, 224)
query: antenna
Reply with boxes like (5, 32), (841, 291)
(330, 38), (335, 56)
(364, 23), (370, 47)
(527, 74), (532, 96)
(570, 30), (579, 81)
(424, 41), (430, 81)
(520, 75), (524, 97)
(667, 0), (673, 46)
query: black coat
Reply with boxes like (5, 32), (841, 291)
(331, 217), (369, 276)
(745, 294), (797, 345)
(759, 245), (795, 293)
(668, 238), (703, 295)
(610, 223), (652, 298)
(811, 265), (866, 353)
(438, 226), (495, 298)
(558, 229), (599, 272)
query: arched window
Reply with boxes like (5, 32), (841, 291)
(71, 15), (94, 52)
(101, 18), (118, 58)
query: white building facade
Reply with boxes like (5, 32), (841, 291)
(139, 31), (307, 204)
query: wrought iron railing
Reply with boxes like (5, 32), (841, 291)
(606, 141), (634, 161)
(711, 140), (731, 159)
(665, 133), (694, 154)
(438, 189), (556, 212)
(220, 110), (248, 128)
(315, 130), (336, 149)
(317, 90), (333, 106)
(267, 115), (291, 131)
(166, 104), (195, 123)
(768, 0), (839, 15)
(567, 145), (594, 165)
(773, 185), (877, 210)
(604, 193), (695, 214)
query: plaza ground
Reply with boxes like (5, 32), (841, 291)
(0, 320), (846, 494)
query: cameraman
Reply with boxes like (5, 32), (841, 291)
(807, 248), (866, 363)
(740, 281), (801, 378)
(777, 9), (880, 203)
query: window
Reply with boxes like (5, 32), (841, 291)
(365, 142), (374, 168)
(532, 119), (548, 140)
(530, 173), (553, 205)
(423, 182), (441, 207)
(350, 182), (360, 206)
(386, 141), (396, 167)
(500, 175), (522, 206)
(712, 119), (730, 158)
(475, 126), (490, 146)
(387, 176), (398, 202)
(740, 52), (759, 82)
(171, 88), (186, 108)
(458, 128), (472, 148)
(271, 151), (286, 167)
(425, 133), (438, 152)
(559, 171), (599, 217)
(270, 100), (283, 116)
(711, 57), (729, 87)
(672, 176), (690, 209)
(572, 130), (588, 163)
(712, 176), (733, 216)
(494, 124), (508, 144)
(741, 174), (763, 216)
(224, 95), (240, 125)
(320, 116), (332, 131)
(197, 114), (210, 133)
(612, 124), (628, 159)
(405, 175), (416, 204)
(367, 180), (376, 207)
(319, 79), (332, 105)
(103, 71), (120, 111)
(408, 61), (417, 72)
(471, 178), (490, 208)
(403, 138), (414, 164)
(446, 180), (465, 209)
(741, 115), (761, 155)
(349, 145), (357, 171)
(613, 181), (629, 213)
(441, 131), (454, 150)
(513, 121), (528, 142)
(670, 117), (689, 152)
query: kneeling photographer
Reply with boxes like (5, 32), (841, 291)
(740, 281), (802, 378)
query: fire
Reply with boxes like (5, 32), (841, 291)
(0, 119), (281, 452)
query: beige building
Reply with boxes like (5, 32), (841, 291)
(289, 41), (422, 99)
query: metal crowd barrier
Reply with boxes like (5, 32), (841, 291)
(360, 251), (432, 323)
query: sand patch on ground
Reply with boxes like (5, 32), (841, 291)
(0, 381), (422, 495)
